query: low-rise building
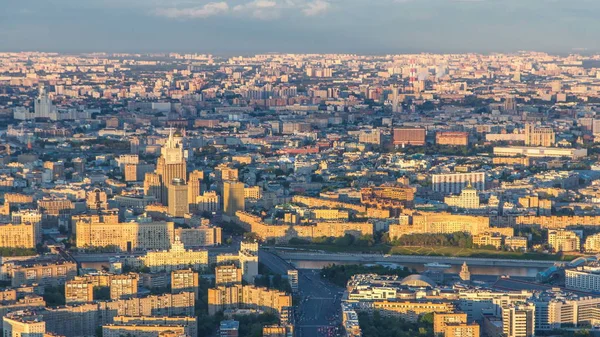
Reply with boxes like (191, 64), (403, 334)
(548, 230), (580, 252)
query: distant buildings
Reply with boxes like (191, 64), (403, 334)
(436, 132), (469, 146)
(393, 127), (426, 146)
(390, 213), (490, 239)
(524, 123), (555, 147)
(444, 183), (480, 209)
(432, 172), (486, 195)
(493, 146), (587, 159)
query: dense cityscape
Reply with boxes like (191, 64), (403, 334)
(4, 50), (600, 337)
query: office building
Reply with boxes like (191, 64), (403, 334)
(188, 170), (204, 211)
(501, 304), (535, 337)
(168, 178), (188, 217)
(565, 268), (600, 292)
(393, 127), (426, 146)
(287, 270), (299, 293)
(223, 181), (245, 216)
(432, 172), (486, 195)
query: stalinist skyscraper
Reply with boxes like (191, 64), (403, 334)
(145, 129), (187, 205)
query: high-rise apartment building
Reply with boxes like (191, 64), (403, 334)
(287, 269), (299, 293)
(168, 178), (188, 217)
(65, 278), (94, 304)
(215, 265), (243, 286)
(110, 274), (139, 300)
(434, 313), (468, 334)
(502, 304), (535, 337)
(188, 170), (204, 211)
(223, 181), (245, 216)
(171, 269), (199, 299)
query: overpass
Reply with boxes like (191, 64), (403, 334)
(271, 249), (562, 269)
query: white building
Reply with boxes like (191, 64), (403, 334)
(432, 172), (485, 195)
(565, 268), (600, 292)
(502, 304), (535, 337)
(14, 85), (94, 121)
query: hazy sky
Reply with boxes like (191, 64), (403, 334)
(1, 0), (600, 54)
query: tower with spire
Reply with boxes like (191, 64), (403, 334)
(459, 262), (471, 282)
(145, 129), (187, 205)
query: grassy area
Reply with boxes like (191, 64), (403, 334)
(272, 244), (577, 261)
(389, 246), (578, 261)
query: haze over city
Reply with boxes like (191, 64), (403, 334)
(2, 0), (600, 53)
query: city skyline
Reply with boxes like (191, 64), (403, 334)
(2, 0), (600, 54)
